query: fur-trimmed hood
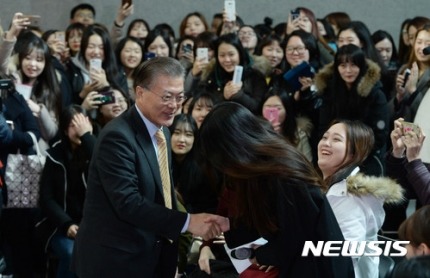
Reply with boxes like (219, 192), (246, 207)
(296, 115), (313, 137)
(346, 173), (404, 204)
(200, 54), (272, 81)
(315, 59), (381, 98)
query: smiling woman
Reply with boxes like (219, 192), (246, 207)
(317, 119), (404, 278)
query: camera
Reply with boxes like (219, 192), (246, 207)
(0, 79), (14, 113)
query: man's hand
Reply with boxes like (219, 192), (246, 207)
(188, 213), (229, 240)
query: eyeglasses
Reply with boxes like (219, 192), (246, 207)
(286, 46), (307, 54)
(238, 31), (256, 37)
(144, 87), (187, 104)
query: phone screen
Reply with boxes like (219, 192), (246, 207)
(90, 59), (102, 72)
(23, 15), (41, 27)
(263, 107), (280, 123)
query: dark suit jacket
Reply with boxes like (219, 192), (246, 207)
(71, 106), (187, 278)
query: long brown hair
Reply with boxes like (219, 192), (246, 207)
(197, 102), (323, 234)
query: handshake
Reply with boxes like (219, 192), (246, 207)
(188, 213), (230, 241)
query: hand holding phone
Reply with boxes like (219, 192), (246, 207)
(22, 15), (41, 27)
(402, 69), (411, 88)
(90, 59), (102, 72)
(224, 0), (236, 21)
(97, 91), (116, 105)
(197, 48), (208, 63)
(401, 120), (421, 136)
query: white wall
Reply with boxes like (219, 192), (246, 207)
(1, 0), (429, 47)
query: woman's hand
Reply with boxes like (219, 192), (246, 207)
(72, 113), (93, 136)
(191, 57), (209, 76)
(403, 129), (426, 162)
(67, 224), (79, 238)
(6, 13), (30, 40)
(89, 68), (110, 90)
(198, 246), (215, 275)
(395, 71), (407, 102)
(115, 2), (134, 27)
(391, 118), (406, 158)
(404, 62), (419, 94)
(223, 81), (242, 100)
(299, 76), (313, 91)
(26, 99), (41, 117)
(81, 91), (103, 111)
(286, 13), (300, 35)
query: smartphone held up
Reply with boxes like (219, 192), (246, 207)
(263, 107), (280, 123)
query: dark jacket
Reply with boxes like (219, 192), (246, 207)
(72, 106), (187, 278)
(316, 59), (389, 176)
(37, 133), (96, 251)
(220, 181), (355, 278)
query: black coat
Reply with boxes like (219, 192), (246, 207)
(71, 106), (187, 278)
(36, 133), (96, 251)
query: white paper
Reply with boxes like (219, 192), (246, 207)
(15, 84), (32, 100)
(224, 237), (268, 274)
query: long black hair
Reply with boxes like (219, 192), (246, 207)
(16, 31), (62, 121)
(79, 24), (122, 89)
(197, 102), (322, 233)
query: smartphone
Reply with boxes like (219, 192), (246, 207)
(402, 69), (411, 88)
(224, 0), (236, 21)
(232, 65), (243, 84)
(196, 47), (208, 63)
(56, 32), (65, 42)
(263, 107), (280, 123)
(97, 91), (116, 105)
(182, 43), (193, 54)
(291, 9), (300, 20)
(401, 121), (421, 136)
(90, 58), (102, 72)
(144, 52), (156, 61)
(23, 15), (41, 27)
(122, 0), (132, 6)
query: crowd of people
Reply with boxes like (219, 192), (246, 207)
(0, 2), (430, 277)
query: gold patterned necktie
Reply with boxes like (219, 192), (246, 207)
(155, 129), (172, 209)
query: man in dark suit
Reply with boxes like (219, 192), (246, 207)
(71, 57), (229, 277)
